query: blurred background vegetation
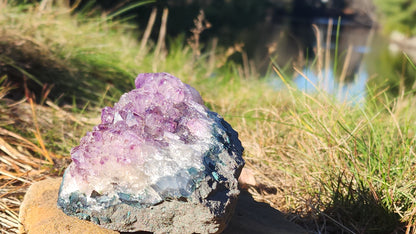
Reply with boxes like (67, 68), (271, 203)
(4, 0), (416, 103)
(374, 0), (416, 36)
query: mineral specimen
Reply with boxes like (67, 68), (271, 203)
(57, 72), (244, 233)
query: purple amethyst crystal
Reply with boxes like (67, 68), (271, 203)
(57, 73), (244, 233)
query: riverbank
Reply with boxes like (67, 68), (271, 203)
(1, 3), (416, 233)
(390, 31), (416, 61)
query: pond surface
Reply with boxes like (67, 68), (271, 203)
(248, 15), (416, 104)
(196, 10), (412, 105)
(132, 3), (415, 103)
(250, 16), (376, 103)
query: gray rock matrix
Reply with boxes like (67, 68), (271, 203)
(58, 116), (244, 233)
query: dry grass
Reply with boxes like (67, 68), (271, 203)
(221, 85), (416, 232)
(0, 78), (100, 233)
(0, 99), (52, 232)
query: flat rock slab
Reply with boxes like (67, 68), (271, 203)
(19, 178), (117, 234)
(19, 178), (306, 234)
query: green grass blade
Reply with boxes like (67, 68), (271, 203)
(105, 0), (155, 21)
(333, 16), (342, 75)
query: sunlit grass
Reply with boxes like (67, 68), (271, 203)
(234, 85), (416, 232)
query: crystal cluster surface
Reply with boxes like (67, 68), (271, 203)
(57, 72), (244, 233)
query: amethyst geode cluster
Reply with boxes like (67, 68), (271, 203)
(57, 73), (244, 233)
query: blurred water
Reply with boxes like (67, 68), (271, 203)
(265, 16), (375, 103)
(292, 66), (368, 104)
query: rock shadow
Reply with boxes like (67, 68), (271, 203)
(223, 190), (306, 234)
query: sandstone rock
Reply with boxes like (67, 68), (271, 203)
(20, 178), (306, 234)
(57, 73), (245, 233)
(238, 167), (257, 189)
(19, 178), (117, 234)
